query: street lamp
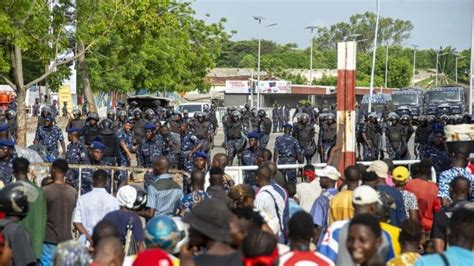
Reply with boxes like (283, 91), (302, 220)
(411, 44), (418, 87)
(253, 16), (276, 109)
(455, 54), (465, 84)
(368, 0), (381, 112)
(384, 39), (389, 89)
(305, 25), (318, 86)
(344, 33), (362, 42)
(436, 51), (448, 86)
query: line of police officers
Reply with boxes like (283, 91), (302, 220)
(0, 100), (342, 192)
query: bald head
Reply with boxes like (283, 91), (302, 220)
(153, 156), (170, 175)
(212, 153), (229, 168)
(191, 170), (206, 190)
(93, 237), (124, 266)
(256, 166), (272, 187)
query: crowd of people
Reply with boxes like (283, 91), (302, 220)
(0, 99), (472, 265)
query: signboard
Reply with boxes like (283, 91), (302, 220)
(225, 80), (250, 94)
(58, 85), (73, 114)
(256, 80), (291, 94)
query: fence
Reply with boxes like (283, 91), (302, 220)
(30, 159), (431, 197)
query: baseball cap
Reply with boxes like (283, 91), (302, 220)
(90, 140), (106, 151)
(392, 166), (410, 182)
(320, 165), (341, 181)
(352, 185), (381, 205)
(282, 124), (293, 129)
(193, 151), (207, 160)
(144, 123), (156, 131)
(0, 139), (15, 148)
(367, 160), (389, 179)
(247, 131), (260, 139)
(66, 127), (80, 133)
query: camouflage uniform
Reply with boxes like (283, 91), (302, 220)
(180, 131), (200, 173)
(35, 125), (64, 161)
(116, 128), (133, 182)
(0, 155), (15, 185)
(65, 140), (88, 189)
(240, 146), (259, 186)
(274, 130), (301, 183)
(136, 137), (163, 168)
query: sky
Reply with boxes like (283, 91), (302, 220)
(191, 0), (472, 51)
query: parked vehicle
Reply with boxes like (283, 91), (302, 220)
(391, 88), (425, 120)
(176, 102), (210, 117)
(359, 93), (392, 120)
(425, 86), (467, 116)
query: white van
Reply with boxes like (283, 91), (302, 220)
(177, 102), (209, 117)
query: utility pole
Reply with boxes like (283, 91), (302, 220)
(369, 0), (381, 112)
(411, 44), (418, 87)
(305, 25), (318, 86)
(455, 55), (465, 84)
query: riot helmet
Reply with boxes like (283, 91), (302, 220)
(87, 112), (100, 121)
(257, 110), (266, 118)
(0, 182), (30, 217)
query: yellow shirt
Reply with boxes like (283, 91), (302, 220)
(381, 222), (401, 256)
(386, 252), (420, 266)
(328, 190), (354, 225)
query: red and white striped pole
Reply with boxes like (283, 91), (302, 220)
(336, 41), (357, 174)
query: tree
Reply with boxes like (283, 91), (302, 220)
(315, 12), (413, 53)
(239, 54), (257, 68)
(0, 1), (87, 146)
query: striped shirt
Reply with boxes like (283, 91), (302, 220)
(146, 174), (183, 216)
(437, 167), (474, 200)
(255, 185), (285, 236)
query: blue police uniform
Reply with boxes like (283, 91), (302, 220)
(420, 142), (451, 177)
(178, 190), (209, 217)
(182, 152), (207, 194)
(65, 128), (88, 189)
(241, 131), (260, 186)
(136, 124), (163, 168)
(274, 125), (301, 183)
(116, 126), (133, 183)
(0, 139), (16, 184)
(180, 131), (200, 173)
(35, 124), (64, 161)
(79, 141), (112, 194)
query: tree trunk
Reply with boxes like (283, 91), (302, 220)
(77, 43), (97, 113)
(11, 45), (27, 147)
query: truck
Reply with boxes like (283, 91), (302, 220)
(391, 88), (425, 120)
(425, 86), (467, 116)
(359, 93), (392, 120)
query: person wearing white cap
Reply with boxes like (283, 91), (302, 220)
(102, 185), (145, 253)
(318, 185), (400, 265)
(309, 165), (340, 245)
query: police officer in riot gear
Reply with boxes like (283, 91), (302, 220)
(107, 110), (115, 121)
(272, 104), (280, 133)
(224, 110), (243, 165)
(250, 108), (259, 132)
(128, 101), (138, 117)
(160, 125), (179, 168)
(293, 113), (316, 163)
(191, 112), (213, 160)
(241, 104), (251, 135)
(66, 109), (86, 131)
(414, 116), (430, 159)
(132, 109), (146, 145)
(385, 112), (409, 160)
(81, 112), (100, 146)
(114, 110), (127, 131)
(98, 119), (118, 166)
(182, 110), (191, 123)
(361, 113), (379, 161)
(400, 114), (414, 142)
(318, 113), (337, 163)
(274, 124), (301, 183)
(257, 110), (272, 149)
(144, 109), (157, 124)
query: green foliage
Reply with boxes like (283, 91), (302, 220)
(239, 54), (257, 68)
(315, 12), (413, 53)
(314, 74), (337, 86)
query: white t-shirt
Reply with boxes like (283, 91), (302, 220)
(296, 179), (322, 212)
